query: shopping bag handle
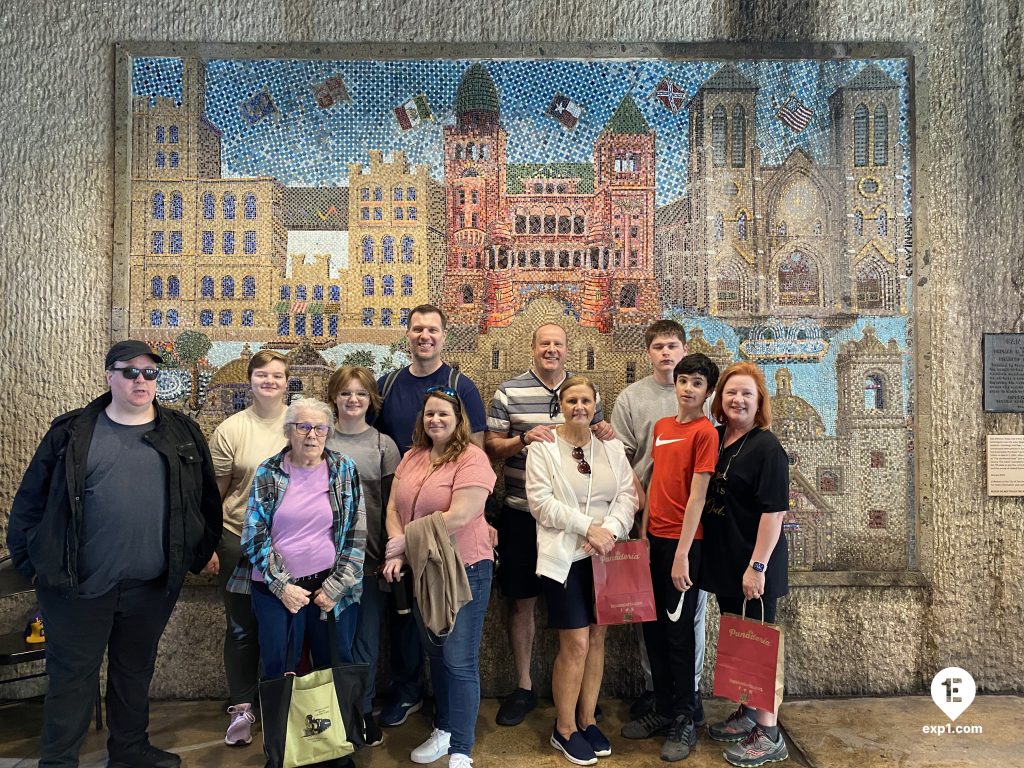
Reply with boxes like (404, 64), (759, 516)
(740, 598), (765, 624)
(283, 607), (343, 672)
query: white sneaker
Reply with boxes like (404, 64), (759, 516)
(411, 728), (452, 764)
(449, 754), (473, 768)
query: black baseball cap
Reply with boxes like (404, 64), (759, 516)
(105, 340), (164, 369)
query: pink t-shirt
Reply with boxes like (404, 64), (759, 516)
(394, 444), (496, 566)
(254, 457), (336, 583)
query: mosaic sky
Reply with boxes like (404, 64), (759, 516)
(132, 56), (911, 207)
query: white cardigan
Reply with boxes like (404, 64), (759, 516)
(525, 437), (639, 585)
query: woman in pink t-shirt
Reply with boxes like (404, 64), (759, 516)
(381, 387), (496, 768)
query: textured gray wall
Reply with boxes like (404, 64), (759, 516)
(1, 1), (1022, 699)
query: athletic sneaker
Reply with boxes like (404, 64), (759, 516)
(550, 726), (598, 766)
(577, 723), (611, 757)
(449, 753), (473, 768)
(224, 703), (256, 746)
(380, 697), (424, 727)
(107, 744), (181, 768)
(708, 705), (757, 742)
(660, 715), (697, 762)
(620, 709), (673, 739)
(723, 725), (789, 767)
(411, 727), (451, 764)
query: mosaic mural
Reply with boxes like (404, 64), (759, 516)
(121, 51), (916, 573)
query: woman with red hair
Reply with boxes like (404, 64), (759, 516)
(700, 362), (790, 767)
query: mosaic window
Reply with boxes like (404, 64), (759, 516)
(312, 315), (324, 336)
(312, 284), (323, 301)
(383, 236), (395, 263)
(382, 275), (394, 296)
(150, 310), (162, 326)
(712, 105), (727, 166)
(295, 314), (306, 335)
(220, 309), (232, 326)
(731, 106), (746, 167)
(200, 309), (213, 326)
(280, 285), (291, 300)
(201, 276), (213, 298)
(169, 231), (182, 253)
(244, 230), (256, 254)
(864, 373), (886, 409)
(155, 126), (165, 143)
(329, 285), (340, 302)
(853, 104), (869, 166)
(223, 193), (236, 219)
(151, 231), (164, 254)
(169, 125), (178, 143)
(223, 231), (235, 254)
(873, 105), (888, 165)
(244, 193), (257, 219)
(167, 275), (180, 297)
(296, 284), (307, 300)
(363, 236), (374, 262)
(155, 151), (165, 168)
(151, 276), (163, 298)
(242, 309), (254, 326)
(363, 276), (374, 296)
(152, 192), (165, 220)
(221, 276), (234, 298)
(402, 274), (412, 296)
(362, 308), (374, 326)
(169, 152), (179, 168)
(381, 308), (393, 326)
(170, 192), (182, 219)
(167, 309), (179, 326)
(202, 193), (215, 219)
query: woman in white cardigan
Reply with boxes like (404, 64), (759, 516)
(525, 376), (639, 766)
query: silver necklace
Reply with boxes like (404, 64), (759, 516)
(719, 428), (753, 481)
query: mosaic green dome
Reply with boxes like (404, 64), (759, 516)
(455, 64), (500, 115)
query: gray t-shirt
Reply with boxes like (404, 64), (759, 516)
(326, 427), (400, 568)
(78, 412), (169, 597)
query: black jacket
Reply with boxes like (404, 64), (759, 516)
(6, 392), (222, 596)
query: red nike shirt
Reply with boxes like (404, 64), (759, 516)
(647, 415), (719, 540)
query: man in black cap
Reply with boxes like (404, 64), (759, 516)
(7, 339), (222, 768)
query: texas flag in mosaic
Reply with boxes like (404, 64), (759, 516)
(653, 77), (686, 113)
(393, 93), (433, 131)
(546, 92), (584, 130)
(777, 95), (814, 132)
(311, 75), (350, 109)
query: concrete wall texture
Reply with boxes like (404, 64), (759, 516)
(0, 1), (1021, 699)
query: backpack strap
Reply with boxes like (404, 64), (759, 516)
(447, 367), (461, 392)
(380, 368), (403, 401)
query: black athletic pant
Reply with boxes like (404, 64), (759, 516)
(642, 535), (701, 720)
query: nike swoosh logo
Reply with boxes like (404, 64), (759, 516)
(667, 593), (685, 622)
(655, 436), (687, 447)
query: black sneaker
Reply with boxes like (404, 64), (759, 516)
(496, 687), (537, 726)
(660, 715), (697, 762)
(108, 744), (181, 768)
(550, 726), (597, 766)
(363, 712), (383, 747)
(629, 690), (656, 720)
(620, 709), (673, 739)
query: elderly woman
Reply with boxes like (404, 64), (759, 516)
(381, 386), (496, 768)
(525, 376), (638, 766)
(207, 349), (289, 746)
(326, 365), (401, 747)
(230, 398), (365, 684)
(700, 362), (789, 767)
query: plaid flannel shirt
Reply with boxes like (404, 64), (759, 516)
(226, 447), (365, 617)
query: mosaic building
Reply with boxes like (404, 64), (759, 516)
(774, 327), (908, 570)
(663, 64), (905, 320)
(439, 63), (661, 345)
(130, 59), (286, 341)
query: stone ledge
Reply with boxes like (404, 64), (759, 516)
(790, 570), (929, 588)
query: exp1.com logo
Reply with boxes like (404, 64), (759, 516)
(922, 667), (983, 735)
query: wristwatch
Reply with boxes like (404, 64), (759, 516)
(749, 561), (766, 573)
(519, 432), (528, 446)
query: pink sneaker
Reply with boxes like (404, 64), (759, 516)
(225, 703), (256, 746)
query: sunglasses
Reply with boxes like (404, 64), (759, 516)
(425, 386), (458, 399)
(110, 366), (159, 381)
(571, 445), (591, 475)
(548, 392), (560, 419)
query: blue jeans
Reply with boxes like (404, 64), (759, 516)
(415, 559), (492, 757)
(251, 582), (357, 678)
(352, 571), (386, 713)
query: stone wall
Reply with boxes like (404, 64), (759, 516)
(1, 0), (1021, 698)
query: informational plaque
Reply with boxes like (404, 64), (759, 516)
(987, 435), (1024, 496)
(984, 334), (1024, 412)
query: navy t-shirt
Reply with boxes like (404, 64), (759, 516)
(700, 426), (789, 600)
(375, 364), (487, 454)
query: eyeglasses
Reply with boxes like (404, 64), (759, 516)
(338, 390), (370, 399)
(425, 386), (458, 399)
(289, 422), (330, 436)
(110, 366), (159, 381)
(571, 445), (591, 475)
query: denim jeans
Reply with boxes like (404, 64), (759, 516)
(251, 582), (357, 679)
(352, 570), (386, 713)
(415, 559), (492, 757)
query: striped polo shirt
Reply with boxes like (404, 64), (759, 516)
(487, 369), (604, 511)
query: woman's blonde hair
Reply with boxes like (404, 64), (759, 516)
(411, 387), (472, 465)
(559, 375), (597, 401)
(327, 365), (383, 419)
(711, 362), (772, 429)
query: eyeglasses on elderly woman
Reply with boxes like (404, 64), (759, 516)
(288, 422), (330, 436)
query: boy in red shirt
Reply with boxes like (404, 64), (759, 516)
(621, 353), (719, 761)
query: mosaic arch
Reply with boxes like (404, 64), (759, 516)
(117, 46), (917, 574)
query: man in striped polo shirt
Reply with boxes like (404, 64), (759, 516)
(485, 322), (614, 727)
